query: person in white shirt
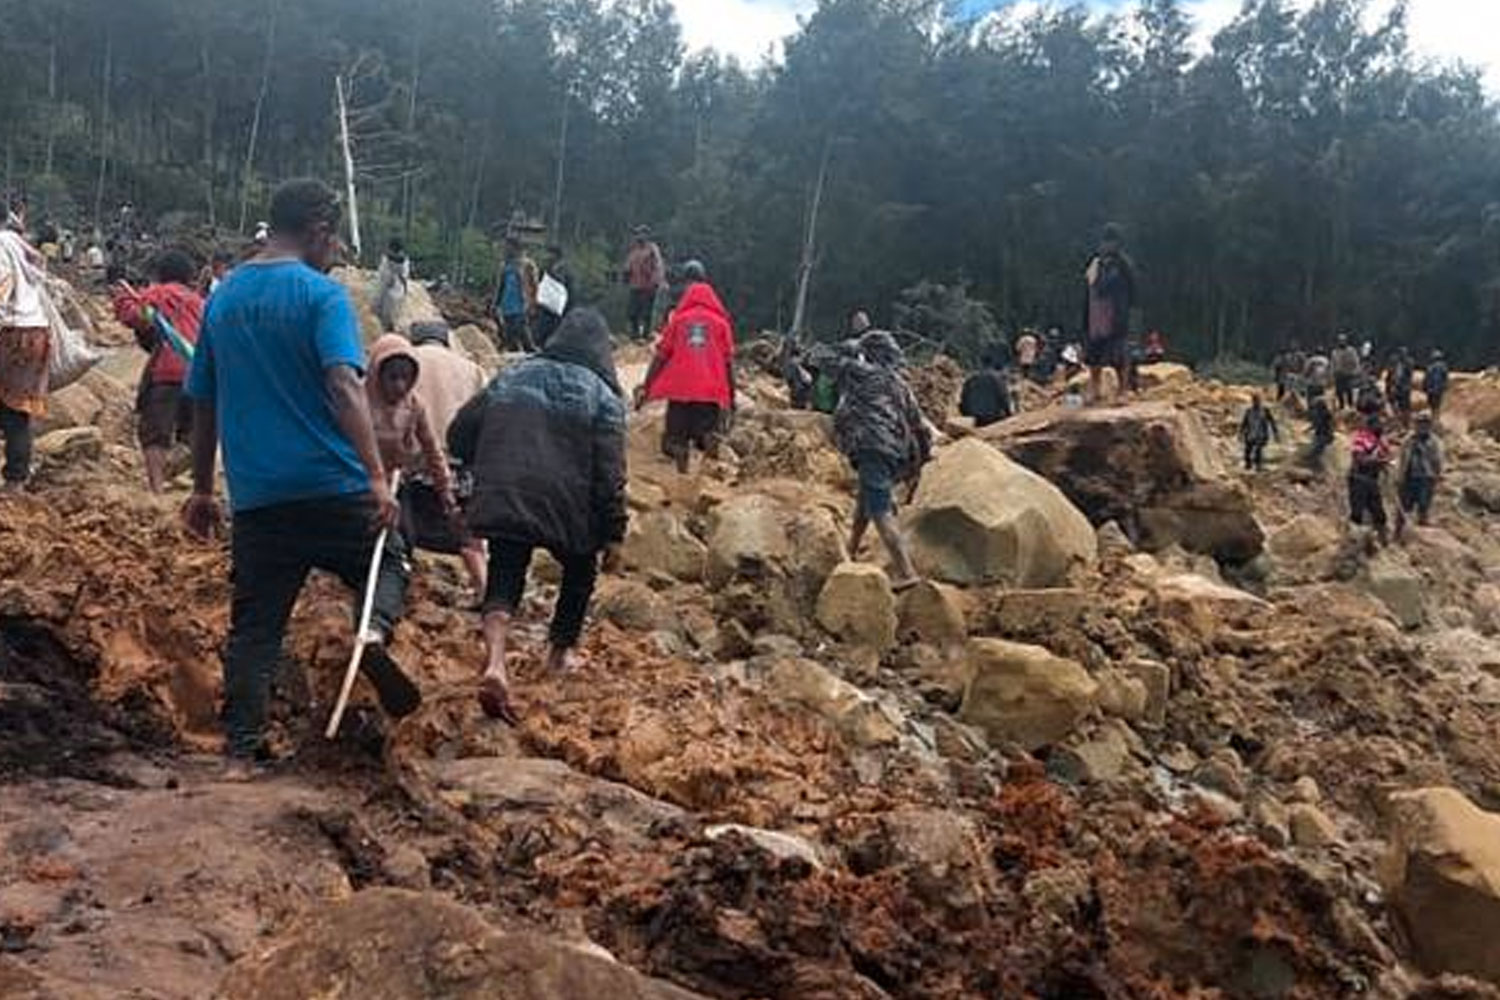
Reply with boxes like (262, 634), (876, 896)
(0, 198), (52, 489)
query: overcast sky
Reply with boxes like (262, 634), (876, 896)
(673, 0), (1500, 92)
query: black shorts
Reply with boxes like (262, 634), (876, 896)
(1085, 334), (1127, 369)
(137, 383), (192, 449)
(663, 401), (722, 456)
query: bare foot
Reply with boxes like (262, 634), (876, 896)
(478, 674), (520, 725)
(546, 646), (580, 674)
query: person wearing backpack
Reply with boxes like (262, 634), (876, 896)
(1082, 223), (1136, 405)
(1348, 414), (1392, 545)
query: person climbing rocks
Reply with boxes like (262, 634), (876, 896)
(1387, 347), (1415, 422)
(405, 323), (490, 595)
(959, 349), (1013, 429)
(1082, 222), (1136, 405)
(1423, 350), (1450, 420)
(111, 248), (204, 493)
(1355, 374), (1385, 419)
(1304, 348), (1331, 407)
(848, 309), (873, 338)
(1348, 413), (1392, 545)
(447, 307), (627, 726)
(0, 196), (50, 493)
(365, 333), (464, 590)
(492, 239), (537, 353)
(182, 178), (422, 776)
(835, 329), (930, 590)
(624, 226), (665, 340)
(1238, 394), (1279, 471)
(1272, 347), (1294, 402)
(1396, 411), (1444, 538)
(1306, 385), (1335, 471)
(374, 238), (410, 333)
(639, 264), (735, 474)
(1331, 334), (1361, 411)
(1143, 329), (1167, 364)
(533, 244), (573, 349)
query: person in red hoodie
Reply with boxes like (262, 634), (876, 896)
(112, 248), (204, 493)
(639, 262), (735, 473)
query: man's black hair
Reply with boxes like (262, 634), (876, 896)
(387, 237), (405, 255)
(152, 248), (198, 285)
(268, 178), (341, 238)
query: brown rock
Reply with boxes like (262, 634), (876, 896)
(622, 510), (708, 582)
(218, 888), (706, 999)
(816, 562), (897, 651)
(1384, 787), (1500, 983)
(1124, 659), (1171, 727)
(906, 438), (1097, 587)
(1288, 803), (1340, 847)
(957, 638), (1098, 750)
(896, 581), (968, 646)
(1094, 669), (1148, 723)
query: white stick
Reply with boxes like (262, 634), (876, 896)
(325, 471), (401, 739)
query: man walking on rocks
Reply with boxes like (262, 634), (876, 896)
(1423, 350), (1449, 419)
(447, 308), (627, 725)
(835, 330), (930, 590)
(624, 226), (665, 340)
(182, 179), (422, 775)
(1396, 412), (1443, 537)
(1238, 395), (1279, 471)
(1331, 335), (1360, 411)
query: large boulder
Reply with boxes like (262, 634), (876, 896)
(217, 888), (706, 1000)
(707, 494), (792, 587)
(1266, 514), (1341, 583)
(957, 638), (1098, 750)
(754, 656), (902, 749)
(622, 510), (708, 582)
(905, 438), (1096, 587)
(333, 267), (445, 343)
(896, 581), (969, 647)
(1362, 555), (1428, 630)
(452, 323), (503, 375)
(706, 493), (846, 639)
(1441, 372), (1500, 438)
(983, 402), (1265, 562)
(1151, 573), (1270, 639)
(1383, 787), (1500, 984)
(815, 562), (897, 651)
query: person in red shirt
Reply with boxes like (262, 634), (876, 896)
(112, 248), (204, 492)
(639, 262), (735, 473)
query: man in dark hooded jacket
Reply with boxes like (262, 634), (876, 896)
(835, 330), (930, 589)
(448, 307), (627, 725)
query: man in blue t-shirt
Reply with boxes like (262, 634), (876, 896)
(183, 178), (421, 771)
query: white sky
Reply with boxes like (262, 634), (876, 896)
(675, 0), (1500, 92)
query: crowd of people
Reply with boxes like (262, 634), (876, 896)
(0, 185), (1476, 772)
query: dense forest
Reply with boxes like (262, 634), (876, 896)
(1, 0), (1498, 362)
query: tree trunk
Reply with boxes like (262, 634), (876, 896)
(790, 133), (834, 338)
(43, 39), (58, 178)
(92, 31), (113, 233)
(200, 32), (217, 227)
(238, 0), (278, 234)
(550, 87), (570, 237)
(335, 74), (363, 260)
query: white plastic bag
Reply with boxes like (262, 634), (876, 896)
(537, 272), (569, 317)
(40, 278), (101, 391)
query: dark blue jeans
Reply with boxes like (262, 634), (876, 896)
(0, 403), (32, 484)
(224, 494), (409, 757)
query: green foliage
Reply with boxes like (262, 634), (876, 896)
(1196, 357), (1276, 387)
(0, 0), (1497, 362)
(891, 281), (1003, 366)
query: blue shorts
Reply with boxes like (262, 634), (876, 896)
(855, 451), (899, 518)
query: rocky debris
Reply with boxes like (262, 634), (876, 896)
(1384, 787), (1500, 984)
(32, 427), (103, 465)
(1093, 668), (1148, 723)
(1362, 555), (1429, 630)
(984, 402), (1265, 562)
(815, 562), (897, 651)
(1124, 659), (1171, 727)
(1461, 474), (1500, 515)
(895, 581), (968, 647)
(1288, 803), (1340, 847)
(957, 638), (1098, 750)
(723, 408), (849, 487)
(1151, 573), (1270, 640)
(906, 438), (1096, 587)
(1441, 374), (1500, 439)
(452, 323), (503, 374)
(1266, 514), (1341, 583)
(622, 510), (708, 583)
(905, 354), (965, 426)
(751, 656), (903, 750)
(219, 888), (707, 1000)
(704, 824), (826, 870)
(1135, 362), (1195, 391)
(333, 267), (445, 343)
